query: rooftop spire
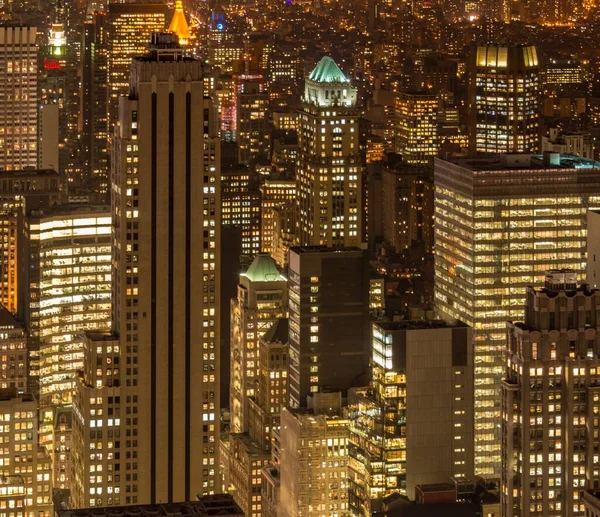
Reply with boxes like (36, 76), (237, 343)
(169, 0), (191, 45)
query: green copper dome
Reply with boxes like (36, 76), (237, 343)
(308, 56), (349, 84)
(242, 254), (286, 283)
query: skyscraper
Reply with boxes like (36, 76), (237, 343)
(0, 26), (38, 170)
(502, 271), (600, 517)
(81, 13), (109, 196)
(434, 152), (600, 478)
(394, 91), (439, 164)
(24, 206), (112, 408)
(468, 45), (539, 154)
(107, 3), (167, 124)
(288, 246), (369, 407)
(112, 33), (221, 502)
(296, 56), (361, 247)
(230, 254), (287, 434)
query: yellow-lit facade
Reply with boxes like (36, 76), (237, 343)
(470, 45), (539, 154)
(107, 3), (167, 122)
(502, 274), (600, 517)
(434, 154), (600, 479)
(71, 333), (123, 509)
(279, 408), (349, 517)
(0, 392), (52, 517)
(32, 208), (112, 408)
(297, 57), (361, 247)
(394, 91), (438, 165)
(0, 312), (27, 393)
(260, 180), (296, 256)
(230, 255), (287, 434)
(0, 27), (38, 171)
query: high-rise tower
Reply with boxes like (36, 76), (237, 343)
(0, 26), (38, 170)
(434, 152), (600, 478)
(107, 3), (167, 125)
(112, 33), (221, 502)
(468, 45), (539, 154)
(502, 271), (600, 517)
(296, 56), (361, 247)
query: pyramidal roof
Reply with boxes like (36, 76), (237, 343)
(308, 56), (350, 84)
(169, 0), (191, 43)
(242, 254), (286, 283)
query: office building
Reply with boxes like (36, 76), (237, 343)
(0, 389), (52, 517)
(0, 307), (27, 393)
(296, 56), (362, 247)
(260, 179), (296, 256)
(71, 333), (123, 508)
(112, 33), (221, 502)
(288, 246), (369, 408)
(22, 206), (112, 408)
(81, 13), (109, 196)
(434, 152), (600, 478)
(347, 320), (474, 514)
(468, 45), (539, 154)
(502, 271), (600, 517)
(227, 434), (269, 517)
(107, 3), (167, 123)
(221, 168), (261, 257)
(0, 169), (61, 319)
(394, 91), (438, 164)
(230, 254), (287, 434)
(0, 27), (38, 171)
(278, 395), (350, 517)
(235, 74), (270, 165)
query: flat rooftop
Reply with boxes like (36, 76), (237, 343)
(440, 153), (600, 171)
(0, 168), (58, 177)
(290, 245), (363, 254)
(375, 320), (469, 331)
(59, 497), (243, 517)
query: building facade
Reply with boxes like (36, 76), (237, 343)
(112, 33), (221, 502)
(0, 27), (38, 170)
(288, 246), (369, 408)
(279, 401), (350, 517)
(230, 254), (287, 434)
(502, 271), (600, 517)
(394, 91), (438, 164)
(435, 153), (600, 478)
(27, 206), (112, 409)
(348, 320), (474, 514)
(107, 3), (167, 124)
(468, 45), (539, 154)
(0, 390), (52, 517)
(0, 308), (27, 393)
(296, 56), (361, 247)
